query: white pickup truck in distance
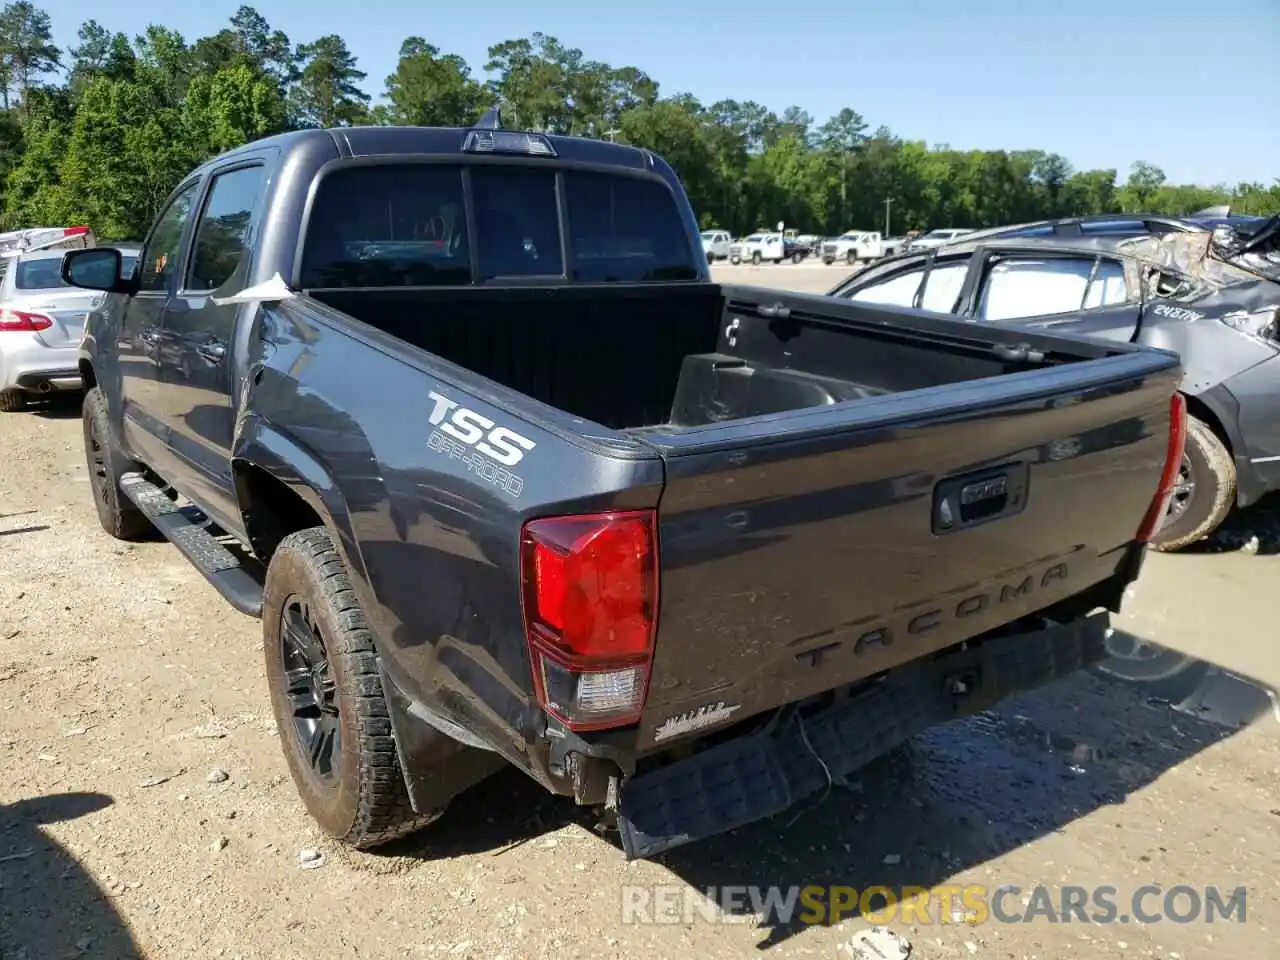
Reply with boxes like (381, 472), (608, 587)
(729, 233), (787, 265)
(700, 230), (731, 263)
(822, 231), (884, 265)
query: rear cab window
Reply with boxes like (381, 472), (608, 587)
(299, 164), (699, 288)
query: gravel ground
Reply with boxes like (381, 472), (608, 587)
(1, 267), (1277, 959)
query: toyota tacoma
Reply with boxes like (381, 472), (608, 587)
(63, 115), (1186, 859)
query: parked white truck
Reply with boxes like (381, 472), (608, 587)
(821, 231), (883, 265)
(729, 232), (787, 264)
(700, 229), (731, 263)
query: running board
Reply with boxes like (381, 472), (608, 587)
(119, 473), (264, 618)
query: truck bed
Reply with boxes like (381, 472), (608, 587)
(309, 282), (1115, 433)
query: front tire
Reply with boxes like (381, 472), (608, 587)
(751, 252), (762, 265)
(1149, 414), (1235, 552)
(846, 250), (857, 265)
(263, 528), (442, 849)
(82, 387), (151, 540)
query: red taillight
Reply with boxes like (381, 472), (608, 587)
(1136, 393), (1188, 542)
(63, 226), (90, 237)
(0, 309), (53, 332)
(520, 510), (658, 731)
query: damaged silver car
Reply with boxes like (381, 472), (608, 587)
(827, 214), (1280, 550)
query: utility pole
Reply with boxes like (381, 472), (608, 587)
(884, 196), (894, 237)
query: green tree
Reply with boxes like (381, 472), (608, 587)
(383, 37), (485, 127)
(293, 35), (367, 127)
(0, 1), (59, 114)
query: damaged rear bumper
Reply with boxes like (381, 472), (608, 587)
(616, 611), (1110, 860)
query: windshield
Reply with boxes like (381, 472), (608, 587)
(300, 164), (699, 287)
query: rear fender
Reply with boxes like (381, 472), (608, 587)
(231, 414), (375, 605)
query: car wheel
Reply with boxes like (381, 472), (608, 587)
(1149, 414), (1235, 552)
(751, 252), (762, 265)
(263, 527), (444, 849)
(730, 256), (740, 265)
(845, 250), (857, 265)
(0, 388), (28, 413)
(706, 252), (715, 265)
(791, 252), (803, 264)
(82, 387), (152, 540)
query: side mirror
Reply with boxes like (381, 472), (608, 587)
(61, 248), (135, 295)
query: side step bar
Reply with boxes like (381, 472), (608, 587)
(616, 611), (1111, 860)
(119, 473), (264, 618)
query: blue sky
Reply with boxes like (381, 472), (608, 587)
(39, 0), (1280, 186)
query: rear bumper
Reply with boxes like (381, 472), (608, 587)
(0, 338), (81, 392)
(616, 610), (1111, 860)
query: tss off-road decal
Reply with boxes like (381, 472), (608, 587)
(426, 390), (536, 498)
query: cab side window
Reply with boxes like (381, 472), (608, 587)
(138, 183), (200, 293)
(187, 165), (266, 292)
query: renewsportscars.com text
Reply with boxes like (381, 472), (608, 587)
(621, 883), (1248, 927)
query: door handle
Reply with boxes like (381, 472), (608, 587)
(196, 339), (227, 365)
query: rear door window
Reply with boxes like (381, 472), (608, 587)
(186, 165), (265, 291)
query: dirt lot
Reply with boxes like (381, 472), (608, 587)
(2, 264), (1277, 959)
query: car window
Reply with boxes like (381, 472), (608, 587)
(139, 183), (201, 293)
(13, 258), (70, 290)
(470, 166), (562, 280)
(301, 166), (471, 288)
(187, 165), (265, 291)
(848, 260), (968, 313)
(978, 257), (1128, 321)
(564, 171), (697, 282)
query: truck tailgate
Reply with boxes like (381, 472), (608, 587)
(636, 351), (1180, 749)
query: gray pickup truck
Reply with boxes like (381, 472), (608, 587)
(62, 117), (1185, 860)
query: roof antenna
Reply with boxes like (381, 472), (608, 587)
(475, 104), (501, 130)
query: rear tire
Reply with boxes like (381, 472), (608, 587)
(1149, 415), (1235, 552)
(0, 388), (27, 413)
(82, 387), (151, 540)
(845, 250), (857, 265)
(263, 527), (443, 849)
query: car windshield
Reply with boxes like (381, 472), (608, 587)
(13, 253), (137, 290)
(300, 164), (699, 287)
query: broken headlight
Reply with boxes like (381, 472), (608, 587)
(1220, 307), (1279, 343)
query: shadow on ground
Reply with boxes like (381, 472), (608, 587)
(380, 632), (1264, 950)
(0, 792), (141, 959)
(1185, 492), (1280, 556)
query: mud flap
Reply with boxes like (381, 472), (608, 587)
(616, 612), (1111, 860)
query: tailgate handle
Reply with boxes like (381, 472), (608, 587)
(932, 462), (1029, 534)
